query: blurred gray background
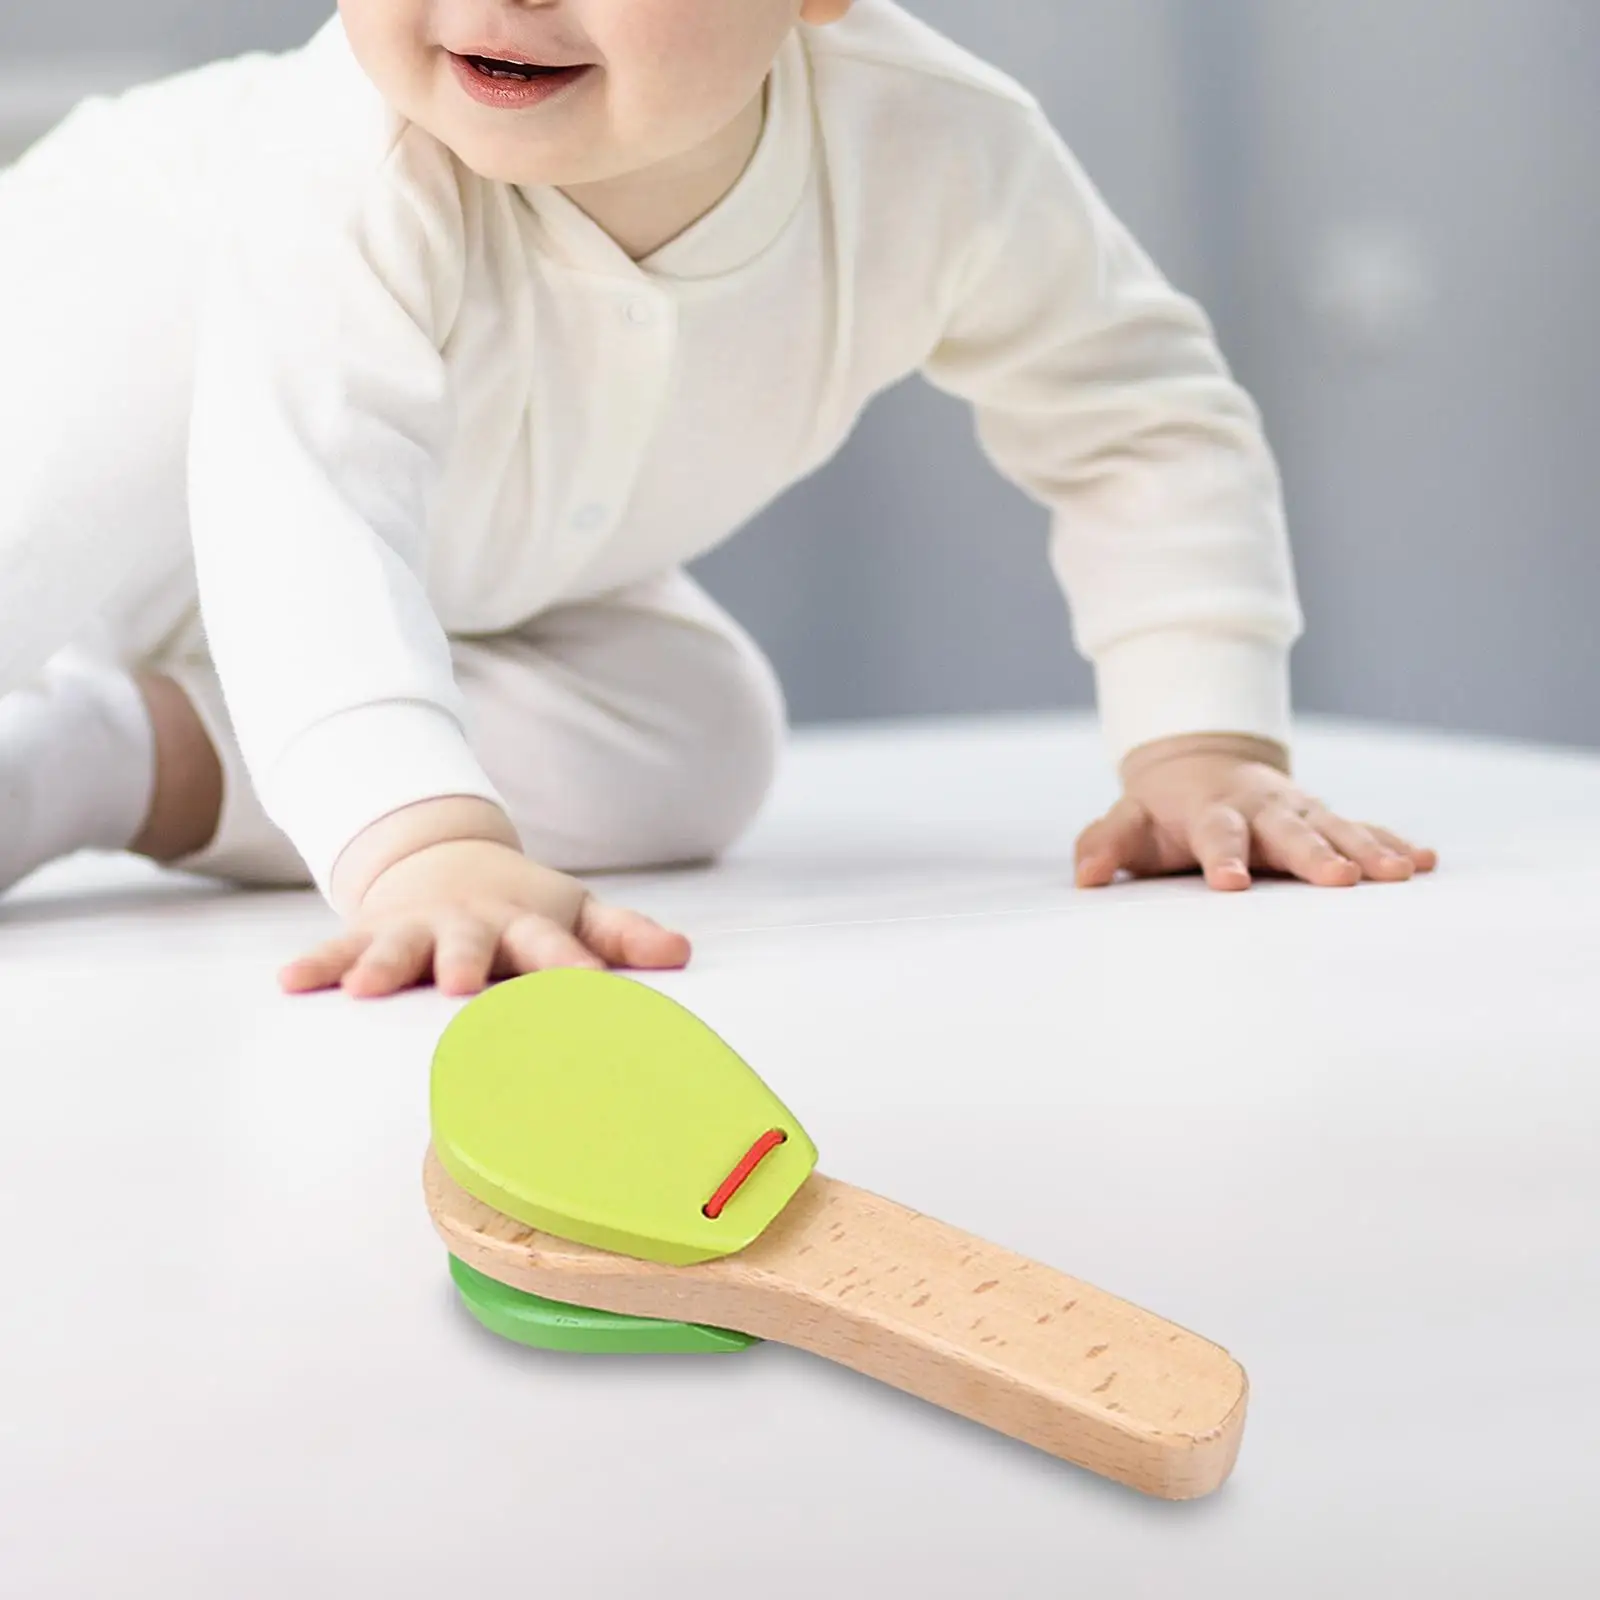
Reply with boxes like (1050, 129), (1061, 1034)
(3, 1), (1596, 746)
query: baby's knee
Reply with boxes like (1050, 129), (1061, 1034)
(651, 628), (787, 862)
(498, 616), (786, 874)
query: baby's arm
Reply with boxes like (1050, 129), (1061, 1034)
(187, 113), (685, 994)
(186, 122), (499, 903)
(922, 104), (1432, 889)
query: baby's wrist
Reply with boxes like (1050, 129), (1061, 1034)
(1118, 731), (1292, 787)
(329, 795), (521, 917)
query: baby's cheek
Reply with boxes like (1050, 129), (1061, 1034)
(601, 0), (793, 98)
(339, 0), (435, 108)
(603, 0), (724, 55)
(339, 0), (409, 64)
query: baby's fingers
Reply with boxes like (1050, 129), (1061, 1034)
(1189, 804), (1253, 892)
(1254, 804), (1361, 888)
(342, 923), (437, 997)
(576, 900), (692, 970)
(1369, 825), (1438, 874)
(280, 931), (374, 994)
(1310, 812), (1416, 882)
(499, 913), (606, 976)
(1075, 797), (1155, 888)
(432, 917), (503, 997)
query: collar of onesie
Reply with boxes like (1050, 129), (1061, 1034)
(513, 27), (815, 285)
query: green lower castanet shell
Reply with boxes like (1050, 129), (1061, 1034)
(448, 1256), (758, 1355)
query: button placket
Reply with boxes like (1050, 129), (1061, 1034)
(558, 287), (677, 561)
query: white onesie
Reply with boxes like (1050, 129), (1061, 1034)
(0, 0), (1302, 898)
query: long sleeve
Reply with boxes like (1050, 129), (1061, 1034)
(185, 111), (506, 901)
(921, 103), (1304, 763)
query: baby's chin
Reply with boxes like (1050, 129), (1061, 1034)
(424, 118), (628, 191)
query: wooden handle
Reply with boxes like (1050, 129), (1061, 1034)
(425, 1147), (1247, 1499)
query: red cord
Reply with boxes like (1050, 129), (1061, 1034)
(702, 1129), (788, 1219)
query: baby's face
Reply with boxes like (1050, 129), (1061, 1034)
(340, 0), (850, 187)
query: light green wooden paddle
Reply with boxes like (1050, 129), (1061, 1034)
(432, 969), (817, 1351)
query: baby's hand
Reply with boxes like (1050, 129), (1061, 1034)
(279, 838), (690, 999)
(1074, 733), (1438, 893)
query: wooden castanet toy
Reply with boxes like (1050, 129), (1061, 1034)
(424, 970), (1248, 1500)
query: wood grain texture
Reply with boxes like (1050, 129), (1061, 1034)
(425, 1147), (1247, 1499)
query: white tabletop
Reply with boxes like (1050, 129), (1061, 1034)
(3, 714), (1596, 1599)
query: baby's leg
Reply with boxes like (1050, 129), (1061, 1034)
(453, 570), (787, 873)
(0, 97), (207, 698)
(0, 97), (217, 894)
(157, 570), (787, 891)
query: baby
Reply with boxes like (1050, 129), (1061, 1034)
(0, 0), (1434, 999)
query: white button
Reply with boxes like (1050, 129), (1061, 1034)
(624, 299), (654, 326)
(570, 503), (607, 532)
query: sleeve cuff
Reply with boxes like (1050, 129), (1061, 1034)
(1093, 628), (1293, 767)
(257, 700), (508, 901)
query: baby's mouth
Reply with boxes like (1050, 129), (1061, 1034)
(461, 55), (564, 83)
(449, 49), (595, 106)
